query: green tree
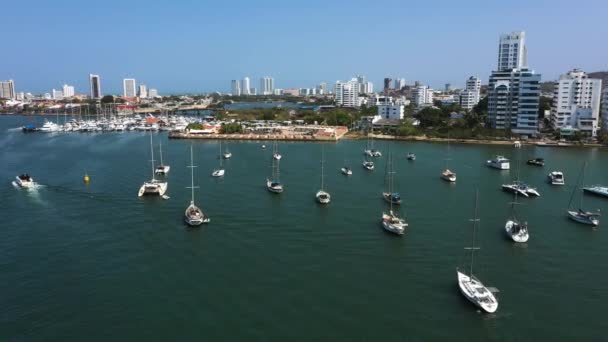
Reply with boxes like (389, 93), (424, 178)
(417, 107), (448, 128)
(538, 96), (552, 118)
(100, 95), (114, 104)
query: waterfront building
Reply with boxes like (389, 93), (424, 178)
(148, 88), (158, 98)
(497, 31), (527, 71)
(283, 88), (299, 96)
(550, 69), (602, 137)
(89, 74), (101, 99)
(62, 84), (75, 98)
(299, 88), (309, 96)
(43, 93), (52, 100)
(412, 85), (434, 107)
(138, 84), (148, 98)
(487, 31), (540, 135)
(377, 104), (404, 120)
(16, 92), (25, 101)
(335, 79), (359, 107)
(250, 88), (257, 95)
(123, 79), (136, 98)
(602, 88), (608, 133)
(459, 76), (481, 110)
(242, 77), (250, 95)
(0, 79), (15, 99)
(231, 80), (241, 96)
(52, 89), (64, 100)
(260, 76), (274, 95)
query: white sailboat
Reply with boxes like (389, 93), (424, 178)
(382, 153), (402, 205)
(457, 191), (499, 313)
(567, 162), (600, 226)
(273, 140), (282, 160)
(316, 147), (331, 204)
(267, 150), (283, 193)
(505, 189), (529, 242)
(363, 125), (382, 157)
(154, 140), (171, 175)
(184, 145), (209, 226)
(212, 141), (225, 177)
(138, 132), (168, 197)
(441, 135), (456, 182)
(381, 153), (407, 235)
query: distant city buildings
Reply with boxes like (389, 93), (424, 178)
(335, 79), (359, 107)
(231, 80), (241, 96)
(395, 78), (406, 90)
(123, 78), (136, 98)
(89, 74), (102, 99)
(139, 84), (148, 98)
(550, 69), (602, 137)
(383, 78), (392, 93)
(412, 85), (434, 107)
(317, 82), (327, 95)
(459, 76), (481, 110)
(487, 31), (540, 135)
(242, 77), (250, 95)
(52, 89), (63, 100)
(0, 80), (15, 99)
(62, 84), (75, 98)
(260, 76), (274, 95)
(148, 88), (158, 98)
(602, 88), (608, 133)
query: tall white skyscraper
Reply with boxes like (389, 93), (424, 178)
(123, 79), (136, 98)
(460, 76), (481, 110)
(0, 80), (15, 99)
(412, 85), (433, 106)
(395, 78), (406, 90)
(139, 84), (148, 98)
(317, 82), (327, 95)
(89, 74), (101, 99)
(335, 80), (359, 107)
(260, 76), (274, 95)
(550, 69), (602, 136)
(242, 77), (250, 95)
(497, 31), (527, 71)
(62, 84), (75, 98)
(231, 80), (241, 96)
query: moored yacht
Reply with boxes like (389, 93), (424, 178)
(14, 174), (35, 188)
(212, 141), (225, 177)
(486, 156), (510, 170)
(442, 169), (456, 182)
(527, 158), (545, 167)
(154, 141), (170, 175)
(138, 133), (168, 197)
(567, 162), (600, 227)
(341, 167), (353, 175)
(267, 152), (283, 193)
(381, 210), (407, 235)
(501, 182), (540, 197)
(315, 147), (331, 204)
(505, 219), (529, 242)
(583, 186), (608, 198)
(362, 160), (374, 171)
(184, 145), (209, 226)
(406, 152), (416, 161)
(548, 171), (565, 185)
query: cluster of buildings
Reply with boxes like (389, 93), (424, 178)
(230, 76), (275, 96)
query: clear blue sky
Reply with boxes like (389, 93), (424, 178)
(3, 0), (607, 95)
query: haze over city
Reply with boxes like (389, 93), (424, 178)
(3, 0), (607, 94)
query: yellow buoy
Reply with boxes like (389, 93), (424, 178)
(84, 173), (90, 183)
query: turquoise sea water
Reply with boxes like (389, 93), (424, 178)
(1, 116), (607, 341)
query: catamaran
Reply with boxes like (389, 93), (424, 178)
(212, 141), (225, 177)
(567, 162), (600, 226)
(315, 147), (331, 204)
(457, 191), (499, 313)
(138, 132), (168, 197)
(154, 140), (171, 175)
(381, 153), (407, 235)
(184, 145), (210, 226)
(501, 150), (540, 197)
(267, 151), (283, 193)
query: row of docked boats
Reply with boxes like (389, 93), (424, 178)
(21, 115), (195, 133)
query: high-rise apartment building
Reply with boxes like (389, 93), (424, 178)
(395, 78), (406, 90)
(0, 80), (15, 99)
(412, 85), (433, 106)
(123, 79), (136, 98)
(242, 77), (250, 95)
(383, 78), (392, 93)
(52, 89), (64, 100)
(335, 80), (359, 107)
(260, 76), (274, 95)
(89, 74), (102, 99)
(138, 84), (148, 98)
(459, 76), (481, 110)
(497, 31), (527, 71)
(317, 82), (327, 95)
(231, 80), (241, 96)
(62, 84), (75, 98)
(487, 31), (540, 135)
(550, 69), (602, 136)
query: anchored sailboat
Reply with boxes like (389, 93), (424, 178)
(316, 147), (331, 204)
(457, 191), (499, 313)
(212, 141), (225, 177)
(363, 124), (382, 157)
(184, 145), (210, 226)
(382, 152), (401, 205)
(381, 152), (407, 235)
(138, 132), (168, 197)
(567, 162), (600, 226)
(154, 140), (170, 175)
(267, 149), (284, 193)
(273, 140), (282, 160)
(441, 134), (456, 182)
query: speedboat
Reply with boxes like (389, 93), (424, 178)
(527, 158), (545, 167)
(138, 179), (168, 197)
(442, 169), (456, 182)
(382, 192), (402, 205)
(266, 178), (283, 193)
(381, 210), (407, 235)
(505, 220), (529, 242)
(14, 174), (35, 188)
(316, 190), (331, 204)
(456, 270), (499, 313)
(341, 167), (353, 175)
(184, 202), (210, 226)
(22, 124), (39, 132)
(212, 168), (225, 177)
(568, 209), (600, 226)
(362, 160), (374, 171)
(548, 171), (565, 185)
(406, 153), (416, 161)
(486, 156), (510, 170)
(583, 186), (608, 198)
(155, 164), (170, 175)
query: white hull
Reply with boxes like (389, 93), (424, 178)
(501, 184), (529, 197)
(457, 270), (498, 313)
(184, 203), (209, 226)
(341, 168), (353, 175)
(138, 181), (168, 197)
(548, 172), (565, 185)
(505, 220), (529, 242)
(316, 190), (331, 204)
(223, 152), (232, 159)
(583, 186), (608, 198)
(273, 153), (282, 160)
(14, 176), (35, 188)
(487, 161), (510, 170)
(381, 212), (407, 235)
(362, 162), (374, 171)
(212, 169), (225, 177)
(567, 210), (600, 226)
(267, 179), (283, 193)
(155, 165), (170, 175)
(442, 170), (456, 182)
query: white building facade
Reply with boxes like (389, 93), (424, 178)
(260, 76), (274, 95)
(138, 84), (148, 98)
(335, 80), (359, 107)
(231, 80), (241, 96)
(377, 104), (404, 120)
(497, 31), (527, 71)
(602, 88), (608, 133)
(550, 69), (602, 137)
(123, 78), (136, 98)
(459, 76), (481, 110)
(62, 84), (75, 98)
(52, 89), (63, 100)
(0, 80), (16, 99)
(242, 77), (250, 95)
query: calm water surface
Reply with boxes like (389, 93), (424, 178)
(1, 116), (607, 341)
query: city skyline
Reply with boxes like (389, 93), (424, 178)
(1, 0), (607, 94)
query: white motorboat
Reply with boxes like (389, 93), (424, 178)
(139, 132), (168, 197)
(381, 210), (407, 235)
(39, 120), (60, 132)
(185, 145), (209, 226)
(567, 162), (600, 227)
(315, 147), (331, 204)
(154, 141), (170, 175)
(14, 174), (35, 188)
(406, 153), (416, 161)
(267, 152), (283, 193)
(341, 167), (353, 176)
(261, 144), (266, 149)
(486, 155), (510, 170)
(362, 160), (374, 171)
(583, 186), (608, 198)
(442, 169), (456, 182)
(457, 191), (498, 313)
(548, 171), (565, 185)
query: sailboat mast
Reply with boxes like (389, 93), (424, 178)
(320, 147), (325, 191)
(579, 162), (587, 209)
(159, 141), (163, 165)
(389, 153), (394, 212)
(469, 190), (480, 278)
(190, 145), (195, 203)
(219, 141), (223, 168)
(150, 131), (155, 180)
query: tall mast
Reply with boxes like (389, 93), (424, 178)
(219, 141), (223, 168)
(467, 190), (481, 278)
(150, 131), (156, 181)
(159, 141), (164, 165)
(320, 147), (325, 191)
(190, 145), (195, 204)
